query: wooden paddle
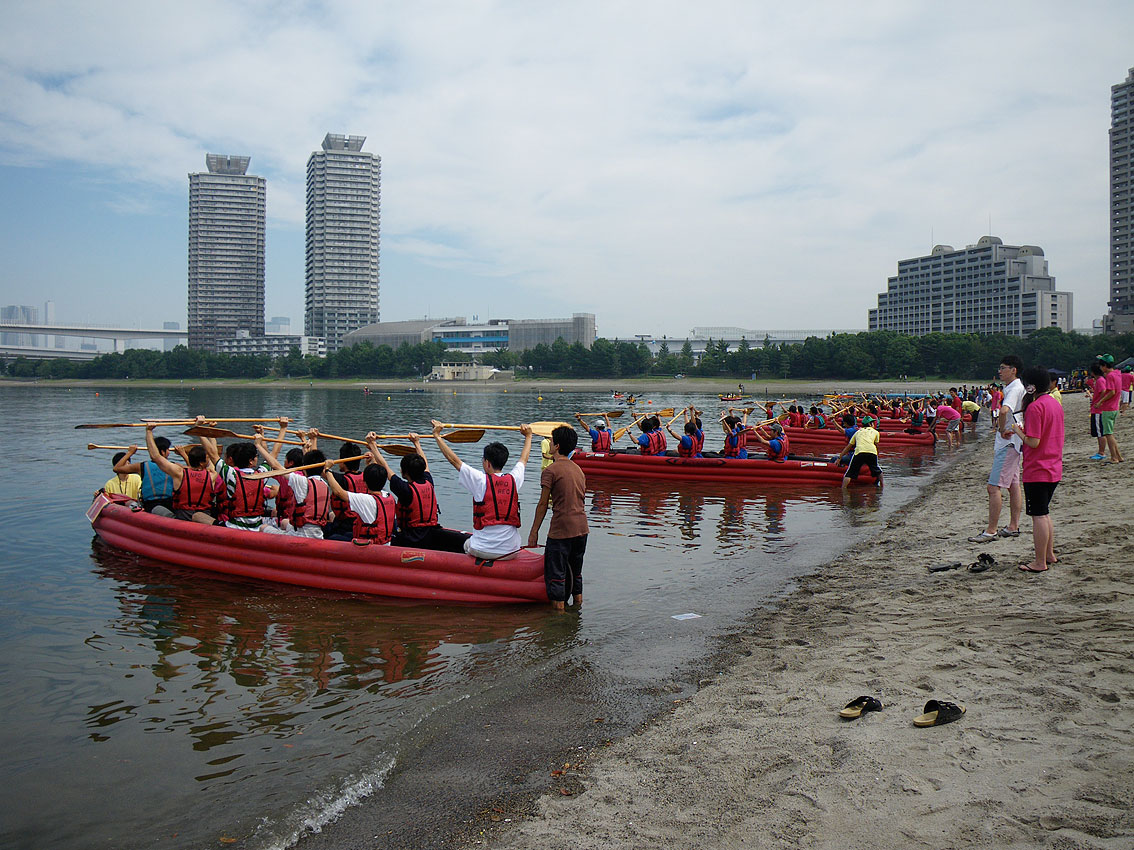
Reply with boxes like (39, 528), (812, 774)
(76, 421), (200, 430)
(242, 454), (372, 481)
(610, 409), (675, 442)
(285, 428), (485, 444)
(436, 421), (570, 438)
(182, 425), (306, 446)
(87, 443), (134, 451)
(576, 410), (625, 419)
(142, 417), (290, 424)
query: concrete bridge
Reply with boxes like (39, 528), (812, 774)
(0, 322), (187, 358)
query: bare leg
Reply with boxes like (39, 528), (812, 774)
(984, 484), (1002, 535)
(1105, 434), (1123, 462)
(1006, 481), (1023, 532)
(1027, 514), (1052, 570)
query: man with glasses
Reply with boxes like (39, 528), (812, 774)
(969, 355), (1025, 543)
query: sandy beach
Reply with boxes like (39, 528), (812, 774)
(469, 392), (1133, 849)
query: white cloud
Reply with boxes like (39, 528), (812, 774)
(0, 0), (1130, 335)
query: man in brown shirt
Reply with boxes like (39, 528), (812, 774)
(527, 425), (588, 610)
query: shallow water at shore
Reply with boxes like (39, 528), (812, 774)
(0, 386), (963, 849)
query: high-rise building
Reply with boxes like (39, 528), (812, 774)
(188, 154), (266, 352)
(868, 236), (1073, 336)
(305, 133), (381, 353)
(1, 304), (37, 347)
(1105, 67), (1134, 334)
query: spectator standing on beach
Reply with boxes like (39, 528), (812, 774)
(969, 355), (1025, 543)
(1120, 365), (1133, 413)
(1092, 355), (1124, 463)
(527, 425), (588, 610)
(1012, 366), (1064, 573)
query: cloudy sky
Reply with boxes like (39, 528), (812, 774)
(1, 1), (1131, 339)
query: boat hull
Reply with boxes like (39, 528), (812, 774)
(571, 451), (879, 486)
(88, 495), (548, 604)
(782, 426), (936, 448)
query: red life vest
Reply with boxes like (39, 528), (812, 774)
(638, 429), (667, 456)
(767, 433), (790, 462)
(678, 429), (704, 458)
(330, 470), (366, 519)
(790, 412), (804, 428)
(353, 492), (398, 544)
(275, 474), (294, 520)
(722, 426), (749, 458)
(397, 480), (439, 528)
(472, 473), (521, 529)
(292, 476), (332, 528)
(592, 429), (612, 451)
(229, 469), (267, 518)
(173, 467), (215, 513)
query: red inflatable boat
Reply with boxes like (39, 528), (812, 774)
(570, 451), (880, 486)
(86, 494), (548, 604)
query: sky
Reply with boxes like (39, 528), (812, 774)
(1, 1), (1131, 340)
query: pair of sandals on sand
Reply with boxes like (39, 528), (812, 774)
(838, 696), (965, 727)
(929, 553), (995, 574)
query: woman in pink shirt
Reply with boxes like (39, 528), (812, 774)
(1011, 366), (1064, 573)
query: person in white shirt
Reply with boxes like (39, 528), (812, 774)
(969, 355), (1025, 543)
(430, 419), (533, 560)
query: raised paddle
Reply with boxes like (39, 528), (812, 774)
(142, 417), (291, 425)
(610, 408), (676, 442)
(183, 425), (306, 446)
(576, 409), (625, 419)
(87, 443), (134, 451)
(242, 454), (372, 481)
(283, 428), (485, 444)
(76, 421), (201, 430)
(436, 421), (570, 438)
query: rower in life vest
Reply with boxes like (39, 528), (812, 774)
(251, 436), (333, 538)
(321, 461), (398, 545)
(751, 421), (790, 462)
(636, 416), (667, 456)
(666, 405), (704, 457)
(139, 424), (222, 524)
(720, 413), (750, 459)
(431, 419), (534, 560)
(574, 413), (613, 452)
(326, 442), (367, 541)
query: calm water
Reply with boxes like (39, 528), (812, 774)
(0, 385), (951, 849)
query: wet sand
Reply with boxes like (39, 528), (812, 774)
(473, 393), (1134, 849)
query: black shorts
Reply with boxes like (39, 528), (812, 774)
(1090, 414), (1100, 438)
(544, 534), (587, 602)
(1023, 481), (1058, 517)
(845, 453), (881, 481)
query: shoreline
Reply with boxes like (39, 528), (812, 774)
(466, 392), (1133, 849)
(5, 376), (974, 395)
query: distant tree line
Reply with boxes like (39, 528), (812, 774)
(3, 328), (1131, 382)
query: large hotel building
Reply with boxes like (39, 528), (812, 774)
(187, 154), (266, 352)
(1105, 67), (1134, 333)
(305, 133), (381, 353)
(868, 236), (1073, 336)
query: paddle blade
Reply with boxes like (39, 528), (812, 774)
(377, 443), (417, 457)
(528, 421), (573, 438)
(440, 429), (485, 444)
(183, 425), (240, 439)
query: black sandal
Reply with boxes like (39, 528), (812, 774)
(913, 699), (965, 726)
(839, 695), (884, 719)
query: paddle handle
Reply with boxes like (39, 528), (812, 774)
(87, 444), (133, 450)
(244, 453), (372, 481)
(438, 423), (522, 431)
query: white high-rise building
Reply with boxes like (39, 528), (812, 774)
(869, 236), (1073, 337)
(188, 154), (266, 352)
(305, 133), (381, 353)
(1105, 67), (1134, 334)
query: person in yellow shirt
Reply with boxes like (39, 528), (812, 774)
(837, 416), (882, 488)
(104, 452), (142, 500)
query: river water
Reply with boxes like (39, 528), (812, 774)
(0, 385), (948, 849)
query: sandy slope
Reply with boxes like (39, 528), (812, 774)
(475, 393), (1133, 849)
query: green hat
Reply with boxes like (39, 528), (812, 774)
(861, 415), (875, 426)
(1096, 353), (1115, 365)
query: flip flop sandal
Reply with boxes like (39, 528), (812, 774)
(839, 695), (884, 719)
(1018, 563), (1048, 573)
(913, 699), (965, 727)
(928, 562), (962, 573)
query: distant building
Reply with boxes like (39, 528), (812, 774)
(1105, 67), (1134, 334)
(1, 305), (37, 347)
(868, 236), (1073, 337)
(163, 321), (180, 352)
(427, 362), (509, 381)
(265, 316), (291, 335)
(188, 154), (266, 352)
(305, 133), (381, 354)
(629, 328), (861, 358)
(216, 330), (325, 359)
(344, 314), (596, 354)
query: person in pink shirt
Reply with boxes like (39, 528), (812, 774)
(989, 385), (1003, 430)
(1011, 366), (1064, 573)
(1120, 365), (1133, 413)
(1093, 355), (1123, 463)
(934, 402), (962, 448)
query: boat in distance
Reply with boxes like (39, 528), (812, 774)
(86, 494), (548, 604)
(570, 451), (880, 486)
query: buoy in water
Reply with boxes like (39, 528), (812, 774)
(94, 392), (99, 397)
(537, 395), (543, 401)
(387, 396), (391, 401)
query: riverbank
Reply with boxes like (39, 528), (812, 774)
(2, 376), (968, 396)
(470, 392), (1133, 849)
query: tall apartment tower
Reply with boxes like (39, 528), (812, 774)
(1105, 67), (1134, 334)
(305, 133), (381, 353)
(188, 154), (266, 352)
